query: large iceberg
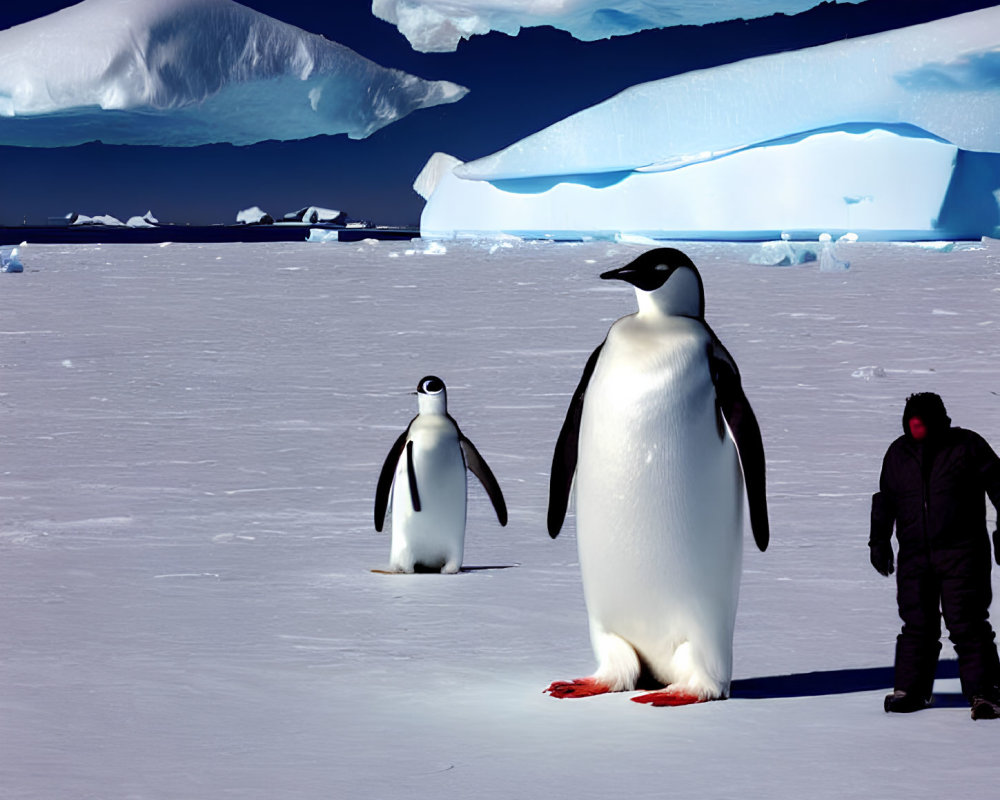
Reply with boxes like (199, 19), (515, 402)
(0, 0), (468, 147)
(419, 7), (1000, 241)
(373, 0), (865, 53)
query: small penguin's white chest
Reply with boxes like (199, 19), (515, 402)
(390, 416), (468, 570)
(574, 315), (744, 677)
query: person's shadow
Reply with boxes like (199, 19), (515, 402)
(731, 659), (967, 707)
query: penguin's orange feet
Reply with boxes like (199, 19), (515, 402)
(544, 678), (612, 699)
(631, 690), (707, 706)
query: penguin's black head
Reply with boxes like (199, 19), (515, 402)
(601, 248), (705, 318)
(417, 375), (445, 395)
(600, 248), (698, 292)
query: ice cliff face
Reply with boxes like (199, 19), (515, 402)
(419, 7), (1000, 241)
(0, 0), (468, 147)
(372, 0), (866, 53)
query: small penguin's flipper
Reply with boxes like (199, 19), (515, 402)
(374, 429), (409, 532)
(548, 343), (604, 538)
(405, 441), (421, 513)
(708, 334), (770, 552)
(460, 436), (508, 526)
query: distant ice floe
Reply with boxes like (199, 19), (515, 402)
(852, 366), (887, 381)
(126, 212), (159, 229)
(748, 233), (850, 270)
(236, 207), (274, 225)
(71, 213), (124, 227)
(283, 207), (345, 225)
(749, 234), (817, 267)
(373, 0), (865, 52)
(0, 0), (468, 147)
(307, 229), (340, 243)
(419, 7), (1000, 242)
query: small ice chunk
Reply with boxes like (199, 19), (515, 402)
(819, 233), (850, 271)
(615, 233), (660, 245)
(307, 228), (340, 243)
(852, 366), (887, 380)
(1, 246), (23, 273)
(749, 240), (817, 266)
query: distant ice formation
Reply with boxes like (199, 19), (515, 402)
(307, 229), (341, 243)
(420, 8), (1000, 241)
(0, 0), (468, 147)
(236, 207), (274, 225)
(283, 207), (346, 225)
(373, 0), (864, 52)
(126, 212), (159, 229)
(72, 213), (125, 227)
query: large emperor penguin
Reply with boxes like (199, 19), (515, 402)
(375, 376), (507, 573)
(546, 248), (769, 705)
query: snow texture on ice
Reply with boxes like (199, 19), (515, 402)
(236, 206), (274, 225)
(2, 239), (999, 799)
(457, 8), (1000, 180)
(420, 7), (1000, 240)
(373, 0), (865, 52)
(0, 0), (468, 147)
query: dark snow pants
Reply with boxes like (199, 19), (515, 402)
(894, 552), (1000, 701)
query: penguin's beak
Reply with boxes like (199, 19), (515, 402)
(600, 265), (640, 286)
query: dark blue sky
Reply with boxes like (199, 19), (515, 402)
(0, 0), (993, 226)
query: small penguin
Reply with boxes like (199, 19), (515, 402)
(375, 376), (507, 573)
(546, 248), (769, 705)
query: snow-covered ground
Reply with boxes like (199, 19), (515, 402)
(2, 239), (999, 799)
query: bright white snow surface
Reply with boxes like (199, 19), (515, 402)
(372, 0), (865, 52)
(2, 239), (999, 798)
(0, 0), (467, 147)
(423, 7), (1000, 241)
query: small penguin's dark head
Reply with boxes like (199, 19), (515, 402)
(416, 375), (445, 396)
(415, 375), (448, 414)
(601, 248), (705, 317)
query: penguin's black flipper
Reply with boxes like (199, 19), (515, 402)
(708, 335), (770, 552)
(405, 441), (422, 513)
(460, 436), (508, 526)
(374, 428), (410, 532)
(548, 343), (604, 539)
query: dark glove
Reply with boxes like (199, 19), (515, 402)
(994, 529), (1000, 566)
(870, 540), (894, 577)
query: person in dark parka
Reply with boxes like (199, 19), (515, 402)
(870, 392), (1000, 720)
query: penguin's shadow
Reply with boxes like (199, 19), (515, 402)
(731, 659), (967, 707)
(458, 565), (518, 572)
(371, 565), (518, 575)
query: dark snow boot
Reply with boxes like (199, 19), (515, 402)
(884, 690), (931, 713)
(970, 695), (1000, 721)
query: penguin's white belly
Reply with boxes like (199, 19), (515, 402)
(575, 318), (744, 690)
(390, 421), (467, 572)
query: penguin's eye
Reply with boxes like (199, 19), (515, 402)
(655, 264), (669, 271)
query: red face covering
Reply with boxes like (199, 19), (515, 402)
(908, 417), (928, 441)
